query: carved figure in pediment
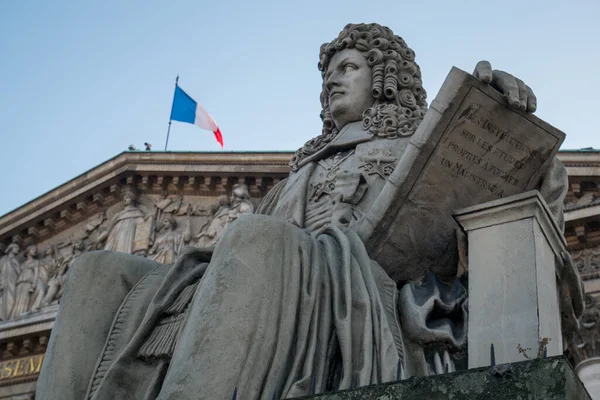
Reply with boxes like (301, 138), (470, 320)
(42, 239), (85, 306)
(96, 187), (148, 255)
(148, 214), (191, 265)
(195, 195), (231, 247)
(12, 245), (41, 318)
(85, 210), (106, 236)
(30, 245), (60, 312)
(229, 183), (254, 218)
(0, 243), (21, 321)
(588, 247), (600, 272)
(570, 247), (600, 276)
(194, 185), (254, 248)
(155, 193), (184, 217)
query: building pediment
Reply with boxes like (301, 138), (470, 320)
(0, 151), (293, 250)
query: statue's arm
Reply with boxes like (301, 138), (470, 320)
(537, 157), (569, 232)
(96, 216), (117, 243)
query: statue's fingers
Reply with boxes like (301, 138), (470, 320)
(473, 60), (492, 83)
(526, 86), (537, 113)
(515, 78), (528, 111)
(492, 71), (520, 109)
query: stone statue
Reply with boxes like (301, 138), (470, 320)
(30, 245), (58, 312)
(0, 243), (21, 321)
(196, 184), (254, 248)
(12, 245), (40, 318)
(96, 187), (147, 255)
(229, 183), (254, 217)
(42, 239), (85, 306)
(195, 194), (232, 247)
(148, 214), (191, 265)
(37, 23), (574, 400)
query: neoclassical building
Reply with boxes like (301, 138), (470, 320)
(0, 149), (597, 399)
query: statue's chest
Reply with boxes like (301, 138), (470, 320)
(305, 137), (410, 229)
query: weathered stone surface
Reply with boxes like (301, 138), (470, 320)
(360, 67), (566, 283)
(294, 357), (591, 400)
(455, 191), (582, 368)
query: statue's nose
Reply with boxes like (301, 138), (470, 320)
(325, 72), (341, 92)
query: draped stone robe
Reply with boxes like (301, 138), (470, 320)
(36, 123), (568, 400)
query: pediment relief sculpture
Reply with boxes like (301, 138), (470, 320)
(195, 184), (254, 247)
(0, 185), (255, 322)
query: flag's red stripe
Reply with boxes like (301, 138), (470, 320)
(213, 128), (224, 148)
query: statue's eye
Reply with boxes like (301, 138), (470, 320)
(343, 63), (357, 73)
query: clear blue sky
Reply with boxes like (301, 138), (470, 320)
(1, 0), (598, 216)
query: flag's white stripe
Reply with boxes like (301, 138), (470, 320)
(194, 103), (219, 132)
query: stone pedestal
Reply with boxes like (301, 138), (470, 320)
(577, 358), (600, 400)
(455, 191), (566, 369)
(294, 357), (591, 399)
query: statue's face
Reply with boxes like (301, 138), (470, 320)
(74, 240), (84, 251)
(162, 218), (173, 231)
(325, 48), (373, 130)
(29, 246), (37, 257)
(123, 193), (134, 206)
(44, 246), (53, 257)
(9, 245), (19, 255)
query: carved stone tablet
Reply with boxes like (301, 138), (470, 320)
(357, 67), (565, 282)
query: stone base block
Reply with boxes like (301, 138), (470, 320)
(294, 356), (590, 399)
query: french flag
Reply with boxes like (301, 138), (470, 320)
(169, 84), (223, 147)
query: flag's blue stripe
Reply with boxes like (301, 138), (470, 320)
(170, 85), (197, 124)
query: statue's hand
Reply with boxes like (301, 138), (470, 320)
(473, 61), (537, 113)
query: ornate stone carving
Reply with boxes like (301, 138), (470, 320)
(30, 245), (58, 312)
(148, 214), (191, 265)
(195, 184), (254, 247)
(0, 243), (21, 321)
(95, 187), (148, 255)
(358, 148), (398, 179)
(570, 247), (600, 277)
(12, 246), (40, 318)
(194, 195), (231, 247)
(42, 240), (84, 307)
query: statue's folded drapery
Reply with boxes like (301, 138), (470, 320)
(37, 215), (469, 400)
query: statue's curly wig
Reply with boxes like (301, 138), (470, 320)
(290, 23), (428, 171)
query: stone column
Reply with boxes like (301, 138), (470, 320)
(455, 190), (566, 369)
(577, 358), (600, 399)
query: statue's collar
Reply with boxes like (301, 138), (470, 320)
(295, 122), (372, 169)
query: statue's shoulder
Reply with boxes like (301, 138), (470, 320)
(256, 178), (289, 215)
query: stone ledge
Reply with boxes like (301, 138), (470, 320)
(294, 357), (590, 399)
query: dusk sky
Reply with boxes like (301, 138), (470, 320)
(1, 0), (598, 216)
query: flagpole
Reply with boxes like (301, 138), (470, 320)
(164, 75), (179, 151)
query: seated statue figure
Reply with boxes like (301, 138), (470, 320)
(37, 23), (573, 400)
